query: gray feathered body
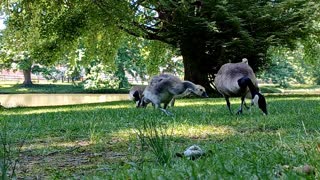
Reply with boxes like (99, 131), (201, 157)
(142, 74), (207, 110)
(214, 62), (258, 98)
(143, 74), (186, 106)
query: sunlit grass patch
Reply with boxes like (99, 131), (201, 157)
(16, 88), (29, 92)
(112, 124), (234, 141)
(171, 124), (235, 139)
(176, 99), (226, 107)
(22, 139), (91, 152)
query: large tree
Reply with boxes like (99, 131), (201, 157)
(1, 0), (319, 91)
(117, 0), (320, 92)
(0, 0), (126, 85)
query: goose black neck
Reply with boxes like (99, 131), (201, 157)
(248, 82), (259, 97)
(238, 77), (259, 97)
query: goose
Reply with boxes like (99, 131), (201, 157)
(214, 60), (268, 115)
(129, 85), (147, 107)
(138, 73), (208, 115)
(129, 76), (177, 108)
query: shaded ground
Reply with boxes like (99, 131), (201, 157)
(15, 139), (127, 179)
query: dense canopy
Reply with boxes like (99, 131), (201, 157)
(1, 0), (319, 91)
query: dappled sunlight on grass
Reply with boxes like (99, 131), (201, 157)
(104, 104), (131, 109)
(0, 84), (16, 88)
(176, 99), (226, 107)
(2, 108), (74, 115)
(112, 129), (136, 140)
(0, 106), (86, 115)
(268, 96), (320, 102)
(22, 139), (91, 152)
(171, 124), (235, 138)
(0, 102), (132, 115)
(113, 124), (235, 141)
(17, 88), (29, 92)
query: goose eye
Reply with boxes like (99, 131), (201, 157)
(200, 89), (203, 92)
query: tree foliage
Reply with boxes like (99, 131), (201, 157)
(1, 0), (319, 91)
(258, 46), (315, 87)
(118, 0), (320, 92)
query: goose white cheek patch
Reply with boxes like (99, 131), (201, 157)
(135, 101), (140, 107)
(252, 95), (259, 107)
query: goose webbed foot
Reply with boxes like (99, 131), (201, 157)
(159, 108), (173, 116)
(236, 109), (243, 115)
(243, 102), (251, 110)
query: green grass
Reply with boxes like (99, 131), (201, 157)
(1, 82), (319, 95)
(0, 96), (319, 179)
(0, 83), (129, 94)
(260, 84), (320, 94)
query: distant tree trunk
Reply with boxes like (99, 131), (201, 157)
(182, 53), (212, 93)
(179, 35), (266, 96)
(180, 37), (221, 95)
(23, 68), (33, 86)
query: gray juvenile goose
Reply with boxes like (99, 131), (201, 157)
(130, 75), (176, 108)
(139, 74), (208, 115)
(214, 60), (268, 115)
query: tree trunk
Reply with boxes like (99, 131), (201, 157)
(23, 68), (33, 86)
(180, 38), (219, 95)
(182, 54), (213, 93)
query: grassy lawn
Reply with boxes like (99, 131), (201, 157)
(0, 83), (129, 94)
(0, 96), (319, 179)
(0, 82), (320, 94)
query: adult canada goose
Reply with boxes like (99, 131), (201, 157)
(214, 60), (268, 115)
(139, 74), (208, 115)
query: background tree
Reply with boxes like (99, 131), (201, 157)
(1, 0), (319, 91)
(0, 0), (126, 86)
(0, 5), (37, 86)
(258, 46), (314, 87)
(118, 0), (320, 92)
(115, 37), (149, 88)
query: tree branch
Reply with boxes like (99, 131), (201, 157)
(118, 24), (174, 45)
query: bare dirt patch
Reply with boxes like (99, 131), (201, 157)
(13, 140), (126, 179)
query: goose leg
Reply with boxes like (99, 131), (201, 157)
(159, 108), (173, 116)
(243, 100), (250, 110)
(169, 98), (175, 107)
(155, 103), (173, 116)
(236, 96), (245, 115)
(225, 97), (232, 114)
(163, 102), (169, 109)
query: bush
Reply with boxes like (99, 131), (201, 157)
(83, 63), (120, 90)
(258, 47), (314, 87)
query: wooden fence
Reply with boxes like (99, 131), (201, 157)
(0, 74), (45, 82)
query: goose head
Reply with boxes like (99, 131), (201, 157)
(132, 90), (143, 107)
(189, 85), (209, 98)
(136, 96), (149, 108)
(132, 90), (141, 101)
(252, 93), (268, 115)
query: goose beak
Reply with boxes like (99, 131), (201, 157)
(262, 110), (268, 116)
(202, 92), (209, 98)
